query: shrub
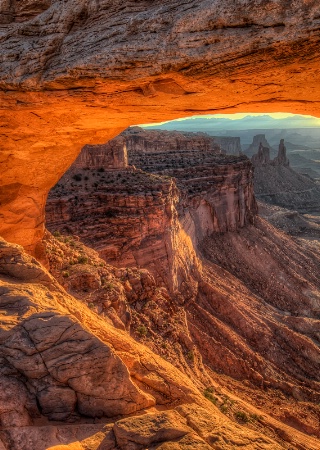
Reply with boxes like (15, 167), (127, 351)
(137, 324), (147, 337)
(203, 387), (217, 405)
(53, 230), (61, 238)
(235, 411), (249, 423)
(62, 271), (69, 278)
(220, 404), (228, 414)
(73, 174), (82, 182)
(186, 350), (194, 362)
(77, 255), (88, 264)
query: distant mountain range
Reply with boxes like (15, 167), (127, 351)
(142, 115), (320, 150)
(142, 114), (320, 133)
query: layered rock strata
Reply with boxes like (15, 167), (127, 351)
(245, 134), (275, 158)
(123, 127), (222, 155)
(46, 129), (257, 291)
(212, 136), (242, 156)
(47, 167), (200, 295)
(45, 131), (320, 444)
(2, 1), (320, 252)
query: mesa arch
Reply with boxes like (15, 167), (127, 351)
(1, 0), (320, 258)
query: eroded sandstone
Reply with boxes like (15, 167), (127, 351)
(2, 0), (320, 251)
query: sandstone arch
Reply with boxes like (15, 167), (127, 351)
(1, 0), (320, 256)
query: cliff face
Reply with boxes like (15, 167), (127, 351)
(124, 127), (222, 154)
(46, 129), (256, 291)
(46, 168), (200, 295)
(72, 136), (128, 170)
(212, 136), (242, 155)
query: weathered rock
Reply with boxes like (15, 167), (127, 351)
(73, 136), (128, 170)
(245, 135), (275, 158)
(2, 1), (320, 252)
(0, 424), (116, 450)
(46, 167), (201, 295)
(251, 142), (271, 166)
(123, 127), (222, 155)
(274, 139), (289, 167)
(46, 129), (256, 291)
(113, 410), (191, 450)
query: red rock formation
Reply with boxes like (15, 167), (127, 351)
(46, 130), (256, 291)
(274, 139), (290, 167)
(2, 1), (320, 252)
(212, 136), (242, 156)
(44, 130), (320, 444)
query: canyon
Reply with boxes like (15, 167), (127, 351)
(43, 128), (320, 449)
(1, 1), (320, 449)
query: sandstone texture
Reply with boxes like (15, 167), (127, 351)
(1, 236), (304, 450)
(123, 127), (222, 155)
(46, 128), (256, 292)
(2, 0), (320, 252)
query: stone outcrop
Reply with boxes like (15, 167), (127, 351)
(274, 139), (290, 167)
(46, 167), (201, 296)
(251, 142), (271, 166)
(44, 130), (320, 445)
(2, 1), (320, 253)
(212, 136), (242, 155)
(4, 236), (313, 450)
(252, 140), (320, 213)
(245, 134), (275, 158)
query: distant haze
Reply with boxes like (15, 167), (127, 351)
(140, 114), (320, 150)
(141, 114), (320, 132)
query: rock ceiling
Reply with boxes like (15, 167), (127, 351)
(1, 0), (320, 254)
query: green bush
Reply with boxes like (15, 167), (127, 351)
(186, 350), (194, 362)
(77, 255), (88, 264)
(235, 411), (249, 423)
(203, 387), (217, 405)
(137, 324), (147, 337)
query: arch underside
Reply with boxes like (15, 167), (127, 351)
(1, 0), (320, 253)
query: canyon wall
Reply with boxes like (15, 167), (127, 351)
(2, 0), (320, 252)
(124, 127), (222, 154)
(45, 132), (320, 447)
(46, 129), (256, 292)
(245, 134), (276, 158)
